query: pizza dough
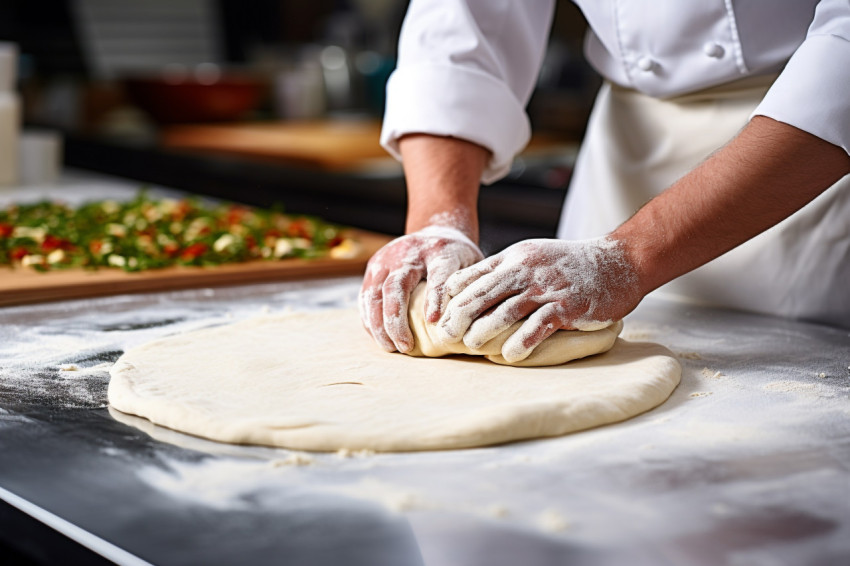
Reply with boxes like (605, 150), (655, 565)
(109, 306), (681, 452)
(405, 283), (623, 366)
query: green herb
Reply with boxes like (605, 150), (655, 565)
(0, 192), (347, 272)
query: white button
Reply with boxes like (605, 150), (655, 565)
(703, 42), (725, 58)
(637, 56), (655, 72)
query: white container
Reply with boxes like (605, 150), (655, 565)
(0, 42), (21, 186)
(19, 130), (62, 185)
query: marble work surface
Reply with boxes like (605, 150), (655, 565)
(1, 274), (849, 566)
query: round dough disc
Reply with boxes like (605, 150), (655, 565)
(109, 310), (681, 452)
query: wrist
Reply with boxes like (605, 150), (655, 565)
(415, 225), (480, 251)
(407, 207), (479, 243)
(608, 224), (666, 298)
(400, 134), (486, 243)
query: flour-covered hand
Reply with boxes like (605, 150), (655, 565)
(359, 226), (483, 353)
(436, 238), (641, 363)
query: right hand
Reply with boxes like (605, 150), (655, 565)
(437, 237), (640, 363)
(359, 226), (483, 353)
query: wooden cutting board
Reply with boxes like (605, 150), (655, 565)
(0, 229), (391, 307)
(162, 120), (389, 171)
(162, 120), (576, 171)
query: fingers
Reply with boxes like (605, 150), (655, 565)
(500, 303), (565, 363)
(424, 278), (450, 324)
(462, 294), (537, 350)
(360, 235), (638, 359)
(423, 255), (466, 323)
(444, 254), (501, 297)
(359, 277), (396, 352)
(423, 242), (484, 323)
(423, 255), (459, 323)
(381, 267), (424, 353)
(358, 229), (492, 352)
(437, 271), (519, 343)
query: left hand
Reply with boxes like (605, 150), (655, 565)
(435, 237), (642, 363)
(358, 226), (483, 353)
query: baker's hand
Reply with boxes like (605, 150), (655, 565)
(436, 237), (641, 363)
(359, 226), (483, 353)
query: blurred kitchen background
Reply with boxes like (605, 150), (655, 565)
(0, 0), (600, 253)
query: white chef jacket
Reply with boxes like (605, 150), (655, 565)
(381, 0), (850, 182)
(380, 0), (850, 327)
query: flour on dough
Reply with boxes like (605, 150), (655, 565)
(405, 283), (622, 366)
(108, 308), (681, 452)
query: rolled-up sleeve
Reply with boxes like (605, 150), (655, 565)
(380, 0), (555, 184)
(752, 0), (850, 155)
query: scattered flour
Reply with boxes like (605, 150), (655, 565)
(4, 275), (849, 557)
(701, 368), (725, 380)
(137, 458), (274, 511)
(711, 502), (734, 516)
(0, 357), (113, 410)
(689, 391), (714, 398)
(486, 504), (510, 518)
(537, 509), (571, 533)
(326, 477), (429, 513)
(270, 453), (315, 467)
(337, 448), (376, 459)
(762, 381), (822, 396)
(678, 352), (703, 360)
(623, 329), (654, 341)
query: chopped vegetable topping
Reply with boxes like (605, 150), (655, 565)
(0, 192), (355, 272)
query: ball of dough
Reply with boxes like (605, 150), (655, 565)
(405, 283), (623, 367)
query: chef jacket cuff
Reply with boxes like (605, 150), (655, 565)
(380, 63), (531, 185)
(752, 33), (850, 156)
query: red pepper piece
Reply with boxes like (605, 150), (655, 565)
(41, 234), (74, 252)
(180, 242), (208, 260)
(287, 218), (312, 239)
(10, 247), (28, 260)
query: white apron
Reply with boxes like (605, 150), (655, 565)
(558, 76), (850, 329)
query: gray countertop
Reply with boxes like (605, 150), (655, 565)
(1, 275), (849, 566)
(1, 173), (849, 565)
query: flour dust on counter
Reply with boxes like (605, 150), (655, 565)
(0, 277), (360, 412)
(4, 275), (849, 565)
(0, 326), (115, 410)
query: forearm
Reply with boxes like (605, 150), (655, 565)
(399, 134), (489, 243)
(360, 134), (489, 350)
(614, 116), (850, 295)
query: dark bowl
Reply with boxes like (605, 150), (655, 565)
(124, 73), (267, 124)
